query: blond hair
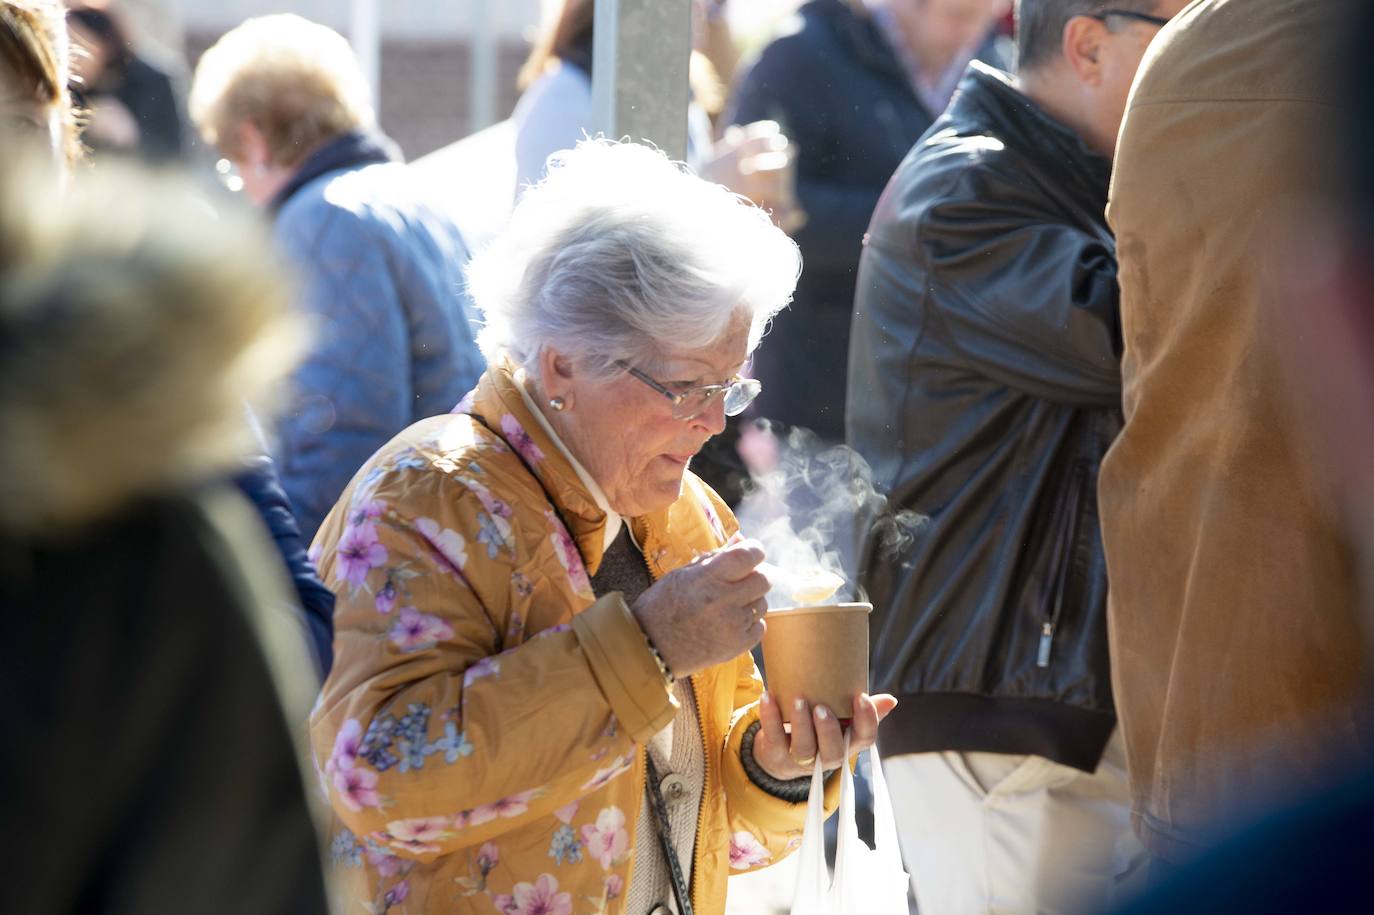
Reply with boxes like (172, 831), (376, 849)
(189, 14), (374, 167)
(0, 0), (80, 164)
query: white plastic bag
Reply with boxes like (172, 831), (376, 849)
(791, 734), (910, 915)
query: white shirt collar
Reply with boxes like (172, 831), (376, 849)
(516, 371), (624, 551)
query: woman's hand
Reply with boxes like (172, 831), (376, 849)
(752, 691), (899, 781)
(630, 539), (770, 678)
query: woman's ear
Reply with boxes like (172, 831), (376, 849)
(537, 346), (577, 405)
(1062, 15), (1107, 86)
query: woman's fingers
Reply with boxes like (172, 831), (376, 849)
(787, 698), (818, 767)
(812, 704), (846, 767)
(849, 692), (880, 746)
(759, 690), (789, 750)
(845, 693), (899, 757)
(702, 539), (765, 580)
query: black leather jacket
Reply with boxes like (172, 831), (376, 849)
(847, 63), (1122, 771)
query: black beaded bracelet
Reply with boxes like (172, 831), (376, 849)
(740, 720), (816, 803)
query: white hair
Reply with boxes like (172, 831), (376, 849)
(467, 138), (800, 379)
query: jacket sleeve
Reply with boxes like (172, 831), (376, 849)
(717, 654), (843, 873)
(233, 453), (336, 676)
(870, 172), (1123, 406)
(310, 470), (675, 862)
(275, 213), (413, 541)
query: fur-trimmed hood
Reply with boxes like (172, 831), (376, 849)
(0, 161), (302, 535)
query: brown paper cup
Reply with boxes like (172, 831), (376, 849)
(761, 602), (871, 724)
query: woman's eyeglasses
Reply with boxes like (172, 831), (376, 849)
(618, 361), (762, 421)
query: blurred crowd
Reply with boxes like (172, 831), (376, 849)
(1, 0), (1372, 913)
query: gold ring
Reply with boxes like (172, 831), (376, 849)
(794, 754), (817, 767)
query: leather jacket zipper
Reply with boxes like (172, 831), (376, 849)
(1040, 461), (1089, 668)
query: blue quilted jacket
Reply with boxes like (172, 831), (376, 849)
(271, 131), (485, 541)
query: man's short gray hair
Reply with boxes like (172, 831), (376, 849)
(467, 139), (800, 380)
(1016, 0), (1158, 71)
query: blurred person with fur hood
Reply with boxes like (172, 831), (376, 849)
(0, 159), (331, 912)
(0, 7), (329, 907)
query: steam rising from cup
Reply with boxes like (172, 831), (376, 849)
(735, 422), (927, 608)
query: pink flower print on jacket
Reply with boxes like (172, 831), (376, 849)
(553, 800), (579, 825)
(350, 498), (387, 527)
(374, 580), (398, 615)
(697, 488), (727, 542)
(334, 765), (381, 812)
(491, 873), (572, 915)
(327, 718), (362, 774)
(385, 816), (453, 855)
(463, 656), (500, 687)
(579, 753), (634, 793)
(389, 607), (455, 653)
(604, 874), (624, 901)
(545, 510), (593, 599)
(477, 842), (500, 874)
(415, 517), (468, 576)
(469, 788), (540, 826)
(382, 879), (409, 908)
(500, 413), (545, 465)
(337, 522), (387, 588)
(728, 830), (772, 870)
(364, 839), (403, 877)
(580, 807), (630, 870)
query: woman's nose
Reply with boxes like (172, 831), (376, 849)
(690, 396), (729, 436)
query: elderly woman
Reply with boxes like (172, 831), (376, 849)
(310, 139), (895, 914)
(189, 15), (484, 542)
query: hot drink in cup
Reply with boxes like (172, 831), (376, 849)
(758, 563), (870, 726)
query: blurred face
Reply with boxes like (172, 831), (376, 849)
(224, 122), (295, 208)
(897, 0), (1005, 72)
(548, 313), (751, 517)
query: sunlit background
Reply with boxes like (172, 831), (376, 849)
(115, 0), (805, 160)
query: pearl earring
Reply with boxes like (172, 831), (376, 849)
(549, 396), (567, 412)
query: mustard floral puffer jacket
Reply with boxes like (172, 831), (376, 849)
(309, 363), (833, 914)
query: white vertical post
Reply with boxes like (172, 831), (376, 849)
(591, 0), (693, 160)
(351, 0), (381, 117)
(469, 0), (498, 133)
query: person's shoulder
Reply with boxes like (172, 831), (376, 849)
(1131, 0), (1326, 106)
(515, 62), (592, 121)
(344, 413), (546, 522)
(751, 0), (853, 61)
(876, 119), (1018, 231)
(281, 163), (463, 255)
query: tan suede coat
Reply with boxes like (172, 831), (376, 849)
(1101, 0), (1368, 862)
(309, 363), (829, 913)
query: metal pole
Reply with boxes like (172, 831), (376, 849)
(351, 0), (381, 117)
(591, 0), (693, 160)
(469, 0), (498, 133)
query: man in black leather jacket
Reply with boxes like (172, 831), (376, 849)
(728, 0), (1009, 443)
(847, 1), (1186, 910)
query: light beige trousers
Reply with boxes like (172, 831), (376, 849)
(883, 729), (1143, 915)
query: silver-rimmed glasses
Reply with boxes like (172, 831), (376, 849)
(618, 361), (762, 421)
